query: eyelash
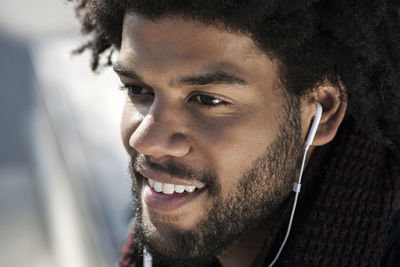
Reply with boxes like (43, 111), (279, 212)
(120, 85), (230, 108)
(120, 84), (154, 97)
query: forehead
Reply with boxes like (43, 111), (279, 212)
(119, 13), (276, 79)
(121, 13), (260, 52)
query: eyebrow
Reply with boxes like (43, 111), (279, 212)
(113, 64), (143, 81)
(113, 63), (247, 87)
(171, 70), (247, 87)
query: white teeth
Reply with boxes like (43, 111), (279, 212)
(148, 179), (155, 187)
(174, 185), (185, 193)
(153, 181), (163, 193)
(162, 183), (175, 194)
(184, 186), (196, 193)
(147, 178), (202, 194)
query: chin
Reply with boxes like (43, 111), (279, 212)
(142, 198), (208, 232)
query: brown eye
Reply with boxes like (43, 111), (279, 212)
(120, 85), (154, 98)
(192, 94), (227, 107)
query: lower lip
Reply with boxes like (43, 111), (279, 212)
(142, 181), (205, 212)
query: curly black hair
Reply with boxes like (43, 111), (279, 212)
(69, 0), (400, 147)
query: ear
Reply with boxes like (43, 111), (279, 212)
(300, 80), (347, 146)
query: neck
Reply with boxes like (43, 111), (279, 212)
(217, 210), (285, 267)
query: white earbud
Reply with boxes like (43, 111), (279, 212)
(305, 102), (323, 150)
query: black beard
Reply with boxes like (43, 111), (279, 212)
(129, 96), (302, 267)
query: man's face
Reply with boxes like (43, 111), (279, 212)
(117, 13), (303, 266)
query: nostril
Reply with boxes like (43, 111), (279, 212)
(168, 133), (191, 157)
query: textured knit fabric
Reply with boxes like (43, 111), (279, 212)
(382, 206), (400, 267)
(254, 119), (400, 266)
(118, 119), (400, 267)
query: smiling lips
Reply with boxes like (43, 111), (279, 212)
(139, 169), (206, 212)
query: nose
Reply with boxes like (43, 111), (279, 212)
(128, 108), (191, 159)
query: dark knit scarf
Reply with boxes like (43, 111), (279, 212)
(118, 119), (400, 267)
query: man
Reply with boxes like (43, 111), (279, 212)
(71, 0), (400, 266)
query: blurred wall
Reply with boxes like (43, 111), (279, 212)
(0, 1), (132, 266)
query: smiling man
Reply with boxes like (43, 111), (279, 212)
(71, 1), (400, 266)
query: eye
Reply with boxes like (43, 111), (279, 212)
(120, 84), (154, 98)
(189, 94), (229, 108)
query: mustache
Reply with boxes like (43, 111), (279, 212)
(132, 154), (204, 181)
(130, 153), (221, 195)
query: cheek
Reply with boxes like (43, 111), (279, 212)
(191, 110), (279, 190)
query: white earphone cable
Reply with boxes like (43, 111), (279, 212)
(143, 247), (153, 267)
(268, 102), (322, 266)
(268, 146), (310, 267)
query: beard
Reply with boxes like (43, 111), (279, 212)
(128, 96), (303, 267)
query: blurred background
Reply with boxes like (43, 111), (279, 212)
(0, 0), (132, 266)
